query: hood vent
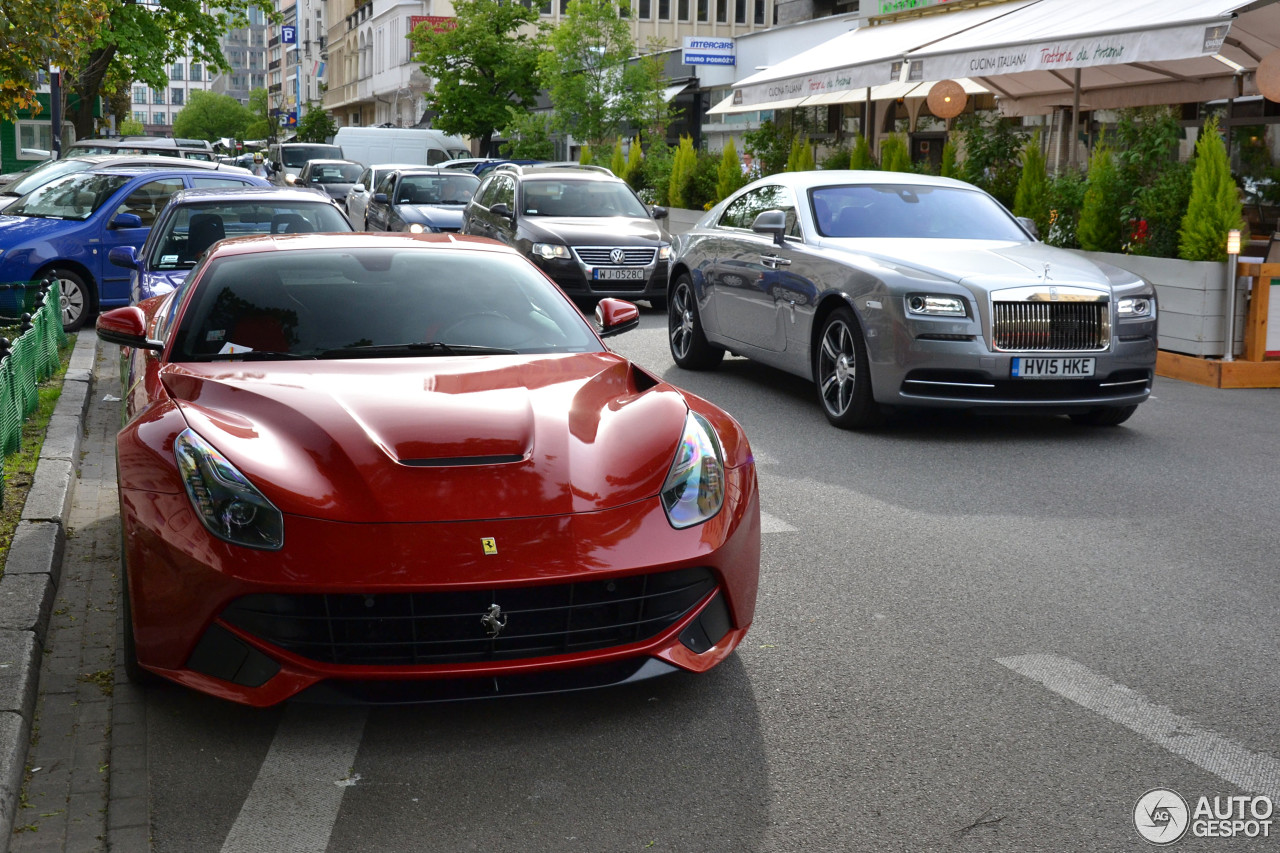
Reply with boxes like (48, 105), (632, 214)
(399, 454), (525, 467)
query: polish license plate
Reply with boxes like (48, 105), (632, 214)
(1011, 356), (1096, 378)
(593, 268), (646, 281)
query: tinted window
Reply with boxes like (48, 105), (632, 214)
(6, 173), (132, 220)
(190, 177), (256, 189)
(279, 145), (343, 168)
(810, 184), (1028, 240)
(114, 178), (184, 226)
(521, 179), (649, 218)
(148, 201), (354, 269)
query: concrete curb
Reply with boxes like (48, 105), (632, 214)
(0, 332), (97, 846)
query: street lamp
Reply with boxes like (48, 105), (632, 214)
(1224, 228), (1241, 362)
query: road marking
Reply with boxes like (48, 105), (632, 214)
(997, 654), (1280, 800)
(221, 705), (368, 853)
(760, 510), (796, 534)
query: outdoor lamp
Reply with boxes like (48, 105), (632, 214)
(1224, 229), (1241, 361)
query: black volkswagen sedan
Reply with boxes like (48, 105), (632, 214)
(461, 164), (670, 308)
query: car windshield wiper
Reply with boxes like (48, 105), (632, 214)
(202, 350), (317, 361)
(318, 341), (517, 358)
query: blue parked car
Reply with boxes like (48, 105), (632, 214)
(0, 165), (268, 330)
(110, 185), (354, 304)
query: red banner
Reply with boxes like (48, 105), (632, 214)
(408, 15), (456, 35)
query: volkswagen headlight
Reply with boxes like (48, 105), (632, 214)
(658, 244), (672, 261)
(174, 428), (284, 550)
(532, 242), (570, 260)
(661, 411), (725, 529)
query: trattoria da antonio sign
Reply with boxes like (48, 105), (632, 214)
(914, 20), (1232, 80)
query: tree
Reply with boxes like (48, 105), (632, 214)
(1077, 144), (1124, 252)
(409, 0), (546, 154)
(62, 0), (276, 139)
(1179, 117), (1247, 262)
(716, 137), (746, 203)
(610, 138), (626, 177)
(244, 88), (282, 144)
(0, 0), (108, 121)
(541, 0), (637, 149)
(668, 134), (696, 209)
(499, 110), (554, 160)
(623, 47), (677, 146)
(624, 137), (643, 191)
(295, 104), (337, 143)
(850, 135), (877, 170)
(879, 135), (911, 172)
(1013, 131), (1049, 238)
(939, 139), (960, 178)
(172, 90), (250, 141)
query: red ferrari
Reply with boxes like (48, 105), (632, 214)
(98, 232), (759, 706)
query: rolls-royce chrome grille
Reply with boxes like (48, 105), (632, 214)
(991, 287), (1110, 352)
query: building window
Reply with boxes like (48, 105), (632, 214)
(639, 0), (650, 17)
(171, 88), (184, 106)
(133, 86), (148, 104)
(679, 0), (689, 18)
(154, 112), (167, 125)
(697, 0), (708, 21)
(540, 0), (551, 13)
(172, 63), (184, 80)
(659, 0), (670, 18)
(191, 63), (203, 81)
(735, 0), (746, 22)
(754, 0), (764, 23)
(716, 0), (726, 22)
(133, 111), (147, 123)
(152, 89), (165, 104)
(15, 121), (52, 159)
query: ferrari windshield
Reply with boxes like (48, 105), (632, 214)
(811, 184), (1030, 241)
(147, 201), (355, 270)
(4, 173), (131, 220)
(170, 246), (605, 360)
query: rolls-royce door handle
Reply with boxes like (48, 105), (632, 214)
(761, 254), (792, 268)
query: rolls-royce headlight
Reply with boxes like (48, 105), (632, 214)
(174, 428), (284, 550)
(661, 411), (725, 529)
(906, 294), (966, 317)
(532, 242), (570, 260)
(1117, 296), (1154, 318)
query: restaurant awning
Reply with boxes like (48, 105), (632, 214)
(711, 0), (1280, 119)
(722, 1), (1034, 112)
(903, 0), (1280, 115)
(707, 77), (988, 114)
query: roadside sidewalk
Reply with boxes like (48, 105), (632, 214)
(0, 335), (148, 852)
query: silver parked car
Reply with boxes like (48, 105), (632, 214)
(344, 163), (425, 229)
(667, 171), (1158, 428)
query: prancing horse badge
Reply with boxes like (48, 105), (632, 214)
(481, 537), (498, 555)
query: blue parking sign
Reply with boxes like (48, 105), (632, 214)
(281, 25), (296, 44)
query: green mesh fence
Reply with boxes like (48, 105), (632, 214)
(0, 281), (69, 500)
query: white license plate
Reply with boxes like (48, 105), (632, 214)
(1011, 356), (1096, 378)
(593, 268), (646, 281)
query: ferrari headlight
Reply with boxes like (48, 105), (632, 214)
(532, 242), (570, 260)
(174, 428), (283, 550)
(1117, 296), (1154, 318)
(906, 294), (966, 316)
(660, 411), (725, 529)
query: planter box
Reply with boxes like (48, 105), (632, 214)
(1072, 251), (1244, 358)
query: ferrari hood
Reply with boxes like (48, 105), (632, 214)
(817, 238), (1139, 290)
(162, 353), (689, 523)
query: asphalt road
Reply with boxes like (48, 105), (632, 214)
(128, 309), (1280, 851)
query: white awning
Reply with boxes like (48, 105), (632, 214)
(662, 82), (694, 102)
(707, 77), (988, 115)
(726, 1), (1034, 110)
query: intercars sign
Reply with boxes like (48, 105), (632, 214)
(683, 37), (736, 66)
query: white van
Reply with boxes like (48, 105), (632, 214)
(334, 127), (471, 168)
(267, 142), (345, 186)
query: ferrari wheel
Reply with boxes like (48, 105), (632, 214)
(814, 306), (880, 429)
(1069, 405), (1137, 426)
(669, 274), (724, 370)
(45, 267), (92, 332)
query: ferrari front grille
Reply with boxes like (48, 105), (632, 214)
(991, 300), (1109, 352)
(221, 567), (717, 666)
